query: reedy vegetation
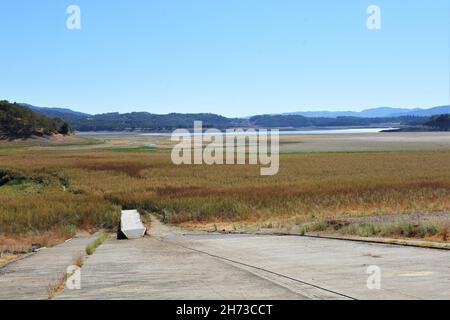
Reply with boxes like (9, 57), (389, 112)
(1, 149), (450, 248)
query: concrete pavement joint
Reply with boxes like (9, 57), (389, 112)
(206, 231), (450, 251)
(153, 236), (357, 300)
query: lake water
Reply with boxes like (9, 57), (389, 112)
(140, 127), (398, 137)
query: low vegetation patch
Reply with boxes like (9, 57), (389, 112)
(47, 272), (68, 300)
(86, 233), (108, 255)
(75, 160), (149, 178)
(0, 165), (120, 250)
(299, 219), (449, 242)
(73, 252), (85, 268)
(0, 252), (20, 266)
(0, 169), (26, 186)
(106, 146), (156, 153)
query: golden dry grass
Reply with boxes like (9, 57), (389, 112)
(1, 147), (450, 247)
(0, 252), (20, 266)
(47, 272), (68, 300)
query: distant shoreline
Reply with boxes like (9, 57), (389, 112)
(381, 127), (450, 133)
(77, 127), (398, 136)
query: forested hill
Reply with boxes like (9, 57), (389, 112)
(248, 114), (425, 128)
(425, 114), (450, 131)
(0, 101), (72, 139)
(20, 102), (449, 132)
(71, 112), (246, 131)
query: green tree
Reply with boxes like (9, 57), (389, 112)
(58, 122), (72, 135)
(425, 114), (450, 131)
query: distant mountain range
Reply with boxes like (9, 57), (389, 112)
(22, 103), (450, 120)
(18, 103), (450, 132)
(20, 103), (243, 131)
(283, 106), (450, 118)
(20, 103), (91, 119)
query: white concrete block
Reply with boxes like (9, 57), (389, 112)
(120, 210), (147, 239)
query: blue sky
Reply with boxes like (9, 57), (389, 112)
(0, 0), (449, 116)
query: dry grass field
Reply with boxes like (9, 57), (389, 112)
(1, 132), (450, 251)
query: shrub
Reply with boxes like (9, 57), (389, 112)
(86, 233), (108, 255)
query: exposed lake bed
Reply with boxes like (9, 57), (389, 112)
(76, 130), (450, 153)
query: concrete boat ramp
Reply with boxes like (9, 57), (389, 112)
(0, 236), (96, 300)
(1, 218), (449, 300)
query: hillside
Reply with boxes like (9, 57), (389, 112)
(20, 103), (90, 121)
(72, 112), (247, 131)
(22, 104), (418, 132)
(248, 114), (428, 129)
(425, 114), (450, 131)
(0, 101), (72, 139)
(20, 102), (450, 132)
(22, 104), (249, 131)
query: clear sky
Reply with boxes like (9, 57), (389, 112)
(0, 0), (449, 117)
